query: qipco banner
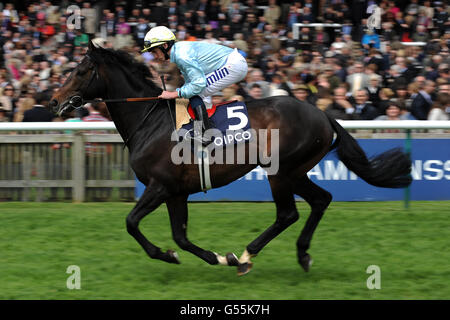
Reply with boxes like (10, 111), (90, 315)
(135, 139), (450, 201)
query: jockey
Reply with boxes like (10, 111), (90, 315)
(142, 26), (248, 145)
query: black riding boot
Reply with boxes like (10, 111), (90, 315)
(192, 103), (213, 146)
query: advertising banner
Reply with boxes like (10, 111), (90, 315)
(135, 139), (450, 201)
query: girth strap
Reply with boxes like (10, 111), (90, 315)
(197, 147), (212, 192)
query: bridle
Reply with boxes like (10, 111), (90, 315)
(57, 54), (99, 116)
(58, 52), (176, 148)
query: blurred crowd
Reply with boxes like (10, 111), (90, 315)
(0, 0), (449, 124)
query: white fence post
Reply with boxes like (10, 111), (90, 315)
(22, 151), (31, 201)
(72, 133), (86, 202)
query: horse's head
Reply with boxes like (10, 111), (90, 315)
(49, 41), (105, 117)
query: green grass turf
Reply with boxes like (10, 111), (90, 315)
(0, 201), (449, 300)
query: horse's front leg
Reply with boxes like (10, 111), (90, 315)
(126, 180), (179, 264)
(166, 195), (239, 266)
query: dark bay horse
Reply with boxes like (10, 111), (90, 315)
(49, 42), (412, 275)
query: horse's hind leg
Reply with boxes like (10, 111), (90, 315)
(166, 195), (223, 265)
(126, 180), (179, 264)
(239, 174), (299, 275)
(293, 175), (332, 272)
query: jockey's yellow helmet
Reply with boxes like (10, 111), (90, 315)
(142, 26), (176, 53)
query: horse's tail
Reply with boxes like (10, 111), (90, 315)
(325, 113), (412, 188)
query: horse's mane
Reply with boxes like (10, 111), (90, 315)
(89, 46), (159, 90)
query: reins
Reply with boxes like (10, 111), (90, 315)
(83, 96), (161, 104)
(122, 99), (160, 149)
(85, 77), (176, 149)
(82, 95), (175, 150)
(67, 52), (177, 149)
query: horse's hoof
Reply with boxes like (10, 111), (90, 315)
(166, 250), (181, 264)
(299, 254), (313, 272)
(237, 262), (253, 276)
(226, 252), (239, 266)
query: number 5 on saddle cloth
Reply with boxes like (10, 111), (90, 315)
(181, 100), (252, 148)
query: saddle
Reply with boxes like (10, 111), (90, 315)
(182, 100), (252, 148)
(178, 100), (253, 192)
(186, 100), (234, 120)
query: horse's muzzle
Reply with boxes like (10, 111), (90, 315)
(49, 99), (59, 113)
(54, 95), (84, 117)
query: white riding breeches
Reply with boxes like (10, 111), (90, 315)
(199, 48), (248, 109)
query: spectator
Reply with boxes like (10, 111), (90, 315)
(228, 2), (244, 25)
(292, 84), (315, 106)
(74, 30), (89, 47)
(102, 11), (116, 38)
(314, 26), (330, 54)
(286, 4), (300, 29)
(347, 62), (369, 96)
(298, 27), (313, 51)
(128, 8), (142, 24)
(374, 100), (414, 132)
(406, 0), (420, 15)
(13, 95), (35, 122)
(377, 87), (395, 115)
(134, 18), (150, 48)
(315, 77), (333, 111)
(421, 1), (434, 27)
(438, 82), (450, 95)
(299, 6), (314, 23)
(81, 103), (110, 132)
(349, 89), (379, 120)
(365, 74), (382, 106)
(375, 101), (408, 121)
(270, 72), (293, 97)
(219, 24), (233, 41)
(381, 22), (398, 42)
(397, 84), (413, 110)
(263, 0), (281, 28)
(428, 93), (449, 120)
(263, 58), (278, 83)
(0, 84), (18, 121)
(245, 69), (271, 98)
(323, 65), (341, 92)
(365, 48), (385, 75)
(22, 91), (54, 122)
(413, 25), (430, 42)
(115, 16), (132, 48)
(361, 28), (381, 51)
(437, 64), (450, 83)
(330, 34), (346, 54)
(325, 86), (355, 120)
(0, 104), (8, 122)
(434, 5), (449, 35)
(248, 83), (263, 100)
(411, 80), (436, 120)
(81, 2), (97, 38)
(323, 6), (337, 23)
(233, 33), (248, 54)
